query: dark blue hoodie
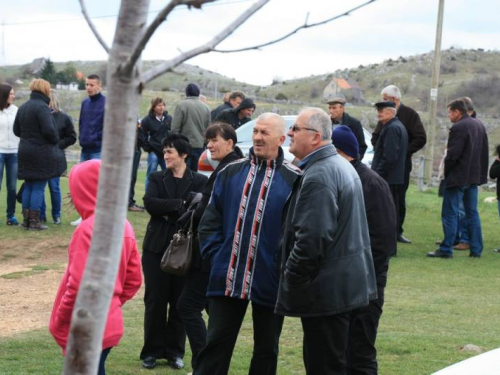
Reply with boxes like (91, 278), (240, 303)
(79, 92), (105, 151)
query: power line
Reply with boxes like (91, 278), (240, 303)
(3, 0), (253, 26)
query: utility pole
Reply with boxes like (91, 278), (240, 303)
(422, 0), (445, 189)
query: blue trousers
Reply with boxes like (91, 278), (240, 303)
(145, 152), (166, 192)
(22, 180), (48, 211)
(40, 177), (61, 221)
(0, 153), (18, 218)
(440, 185), (483, 256)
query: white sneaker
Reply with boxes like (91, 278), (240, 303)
(71, 217), (82, 226)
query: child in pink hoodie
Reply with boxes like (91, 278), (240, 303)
(49, 160), (142, 374)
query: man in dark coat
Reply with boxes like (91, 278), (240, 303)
(371, 101), (408, 256)
(214, 98), (256, 130)
(427, 99), (489, 259)
(276, 108), (376, 375)
(332, 125), (397, 374)
(372, 85), (427, 243)
(210, 91), (245, 121)
(327, 96), (368, 160)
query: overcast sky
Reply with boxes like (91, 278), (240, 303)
(2, 0), (500, 86)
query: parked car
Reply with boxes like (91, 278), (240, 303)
(198, 115), (374, 174)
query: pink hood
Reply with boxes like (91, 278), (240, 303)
(49, 160), (142, 353)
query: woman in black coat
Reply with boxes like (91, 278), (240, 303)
(13, 79), (64, 230)
(140, 133), (207, 371)
(40, 89), (77, 224)
(176, 123), (243, 372)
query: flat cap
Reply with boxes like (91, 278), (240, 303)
(374, 100), (396, 109)
(327, 97), (346, 105)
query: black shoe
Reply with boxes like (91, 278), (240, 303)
(427, 250), (453, 259)
(167, 357), (184, 369)
(142, 357), (157, 369)
(397, 234), (411, 244)
(469, 253), (481, 258)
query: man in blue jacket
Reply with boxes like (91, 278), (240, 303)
(197, 113), (301, 375)
(79, 74), (105, 162)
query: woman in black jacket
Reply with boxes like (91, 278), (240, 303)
(491, 144), (500, 253)
(176, 123), (243, 372)
(13, 79), (64, 230)
(40, 89), (76, 224)
(140, 133), (207, 371)
(141, 97), (172, 191)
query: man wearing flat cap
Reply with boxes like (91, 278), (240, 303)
(371, 101), (408, 256)
(332, 125), (396, 373)
(327, 96), (367, 160)
(215, 98), (256, 130)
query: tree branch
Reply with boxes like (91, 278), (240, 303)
(78, 0), (110, 53)
(214, 0), (376, 53)
(141, 0), (270, 84)
(123, 0), (218, 75)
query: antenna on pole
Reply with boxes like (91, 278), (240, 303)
(1, 21), (6, 65)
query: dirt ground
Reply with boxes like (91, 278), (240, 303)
(0, 238), (68, 337)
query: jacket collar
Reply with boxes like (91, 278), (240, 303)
(30, 91), (50, 105)
(299, 144), (337, 171)
(162, 167), (193, 198)
(249, 146), (284, 168)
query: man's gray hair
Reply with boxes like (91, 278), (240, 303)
(301, 107), (332, 141)
(257, 112), (286, 136)
(381, 85), (401, 100)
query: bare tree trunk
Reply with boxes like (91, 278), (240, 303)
(63, 1), (149, 373)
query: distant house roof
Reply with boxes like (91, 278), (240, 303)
(30, 57), (46, 75)
(76, 71), (85, 80)
(334, 78), (352, 90)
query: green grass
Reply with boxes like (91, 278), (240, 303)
(0, 174), (500, 374)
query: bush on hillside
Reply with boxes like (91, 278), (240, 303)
(454, 74), (500, 112)
(275, 93), (288, 101)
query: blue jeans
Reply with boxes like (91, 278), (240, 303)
(440, 185), (483, 256)
(145, 152), (166, 192)
(80, 150), (101, 162)
(40, 177), (61, 220)
(455, 200), (470, 244)
(98, 347), (112, 375)
(22, 180), (48, 211)
(188, 148), (204, 172)
(0, 153), (18, 217)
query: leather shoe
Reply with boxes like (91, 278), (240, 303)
(167, 357), (184, 369)
(397, 234), (411, 244)
(453, 242), (470, 251)
(469, 253), (481, 258)
(142, 357), (157, 369)
(427, 250), (453, 259)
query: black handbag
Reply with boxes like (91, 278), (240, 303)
(16, 183), (25, 204)
(160, 213), (194, 276)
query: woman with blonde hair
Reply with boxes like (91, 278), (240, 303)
(13, 79), (65, 230)
(40, 89), (77, 224)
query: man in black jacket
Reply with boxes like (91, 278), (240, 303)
(214, 98), (256, 130)
(371, 101), (408, 256)
(276, 108), (376, 375)
(327, 97), (368, 160)
(372, 85), (427, 243)
(332, 125), (396, 374)
(210, 91), (245, 121)
(427, 99), (489, 259)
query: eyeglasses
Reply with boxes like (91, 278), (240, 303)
(289, 124), (319, 133)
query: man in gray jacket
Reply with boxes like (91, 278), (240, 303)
(275, 107), (377, 375)
(171, 83), (210, 171)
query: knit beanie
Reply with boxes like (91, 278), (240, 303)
(332, 125), (359, 159)
(235, 98), (256, 112)
(185, 83), (200, 97)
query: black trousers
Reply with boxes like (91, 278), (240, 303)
(128, 148), (141, 207)
(177, 268), (209, 370)
(346, 286), (385, 375)
(140, 251), (186, 360)
(301, 312), (351, 375)
(399, 157), (412, 235)
(195, 297), (284, 375)
(389, 184), (404, 254)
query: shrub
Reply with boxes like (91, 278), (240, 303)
(275, 93), (288, 101)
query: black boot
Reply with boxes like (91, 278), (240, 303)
(22, 209), (30, 230)
(28, 210), (48, 231)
